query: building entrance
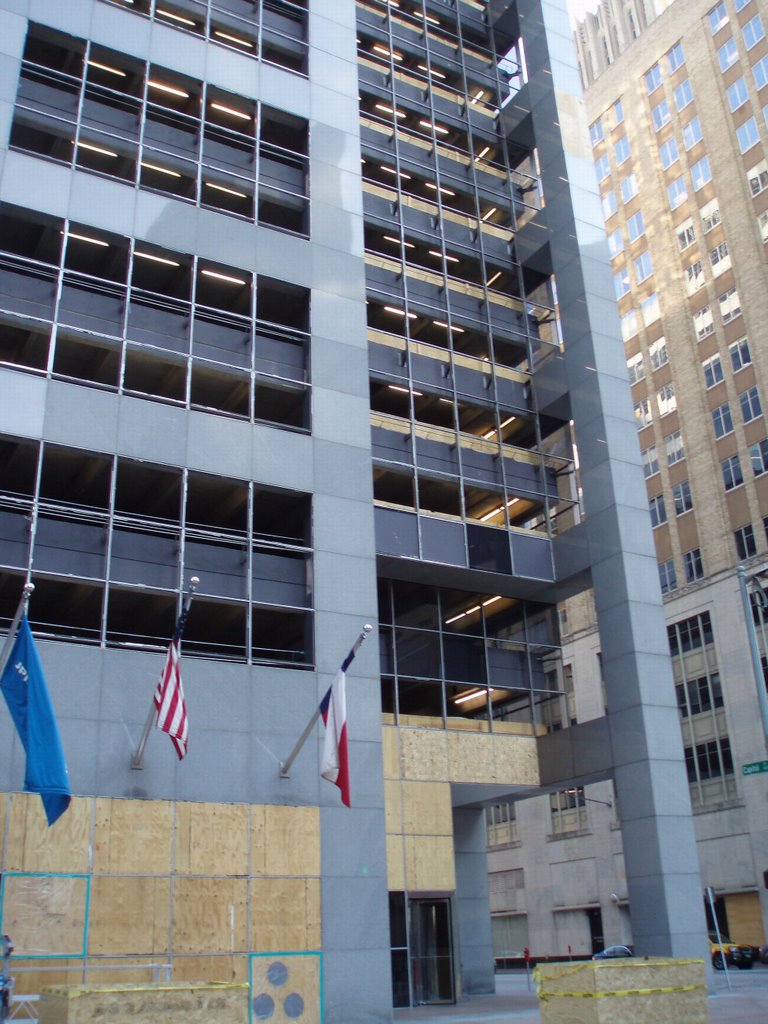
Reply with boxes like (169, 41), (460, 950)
(409, 898), (455, 1005)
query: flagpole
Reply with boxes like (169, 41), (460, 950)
(279, 623), (372, 779)
(0, 582), (34, 679)
(131, 576), (199, 770)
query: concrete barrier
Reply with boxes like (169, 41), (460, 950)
(39, 982), (249, 1024)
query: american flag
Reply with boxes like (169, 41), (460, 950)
(154, 601), (190, 759)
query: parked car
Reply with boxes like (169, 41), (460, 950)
(708, 933), (754, 970)
(592, 945), (634, 960)
(758, 943), (768, 965)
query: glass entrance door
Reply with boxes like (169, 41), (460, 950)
(408, 898), (455, 1005)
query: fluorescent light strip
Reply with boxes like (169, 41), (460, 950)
(134, 251), (180, 267)
(388, 385), (423, 396)
(66, 231), (109, 247)
(481, 207), (498, 222)
(454, 687), (496, 705)
(156, 7), (197, 26)
(475, 146), (491, 161)
(486, 271), (502, 287)
(147, 80), (189, 98)
(383, 235), (415, 248)
(428, 250), (459, 263)
(479, 496), (521, 522)
(201, 269), (247, 285)
(87, 60), (126, 77)
(141, 160), (182, 178)
(372, 44), (402, 61)
(384, 306), (418, 320)
(381, 165), (412, 180)
(419, 120), (449, 135)
(482, 596), (502, 608)
(213, 29), (254, 48)
(417, 63), (446, 79)
(76, 140), (118, 158)
(375, 104), (406, 118)
(470, 89), (486, 104)
(424, 182), (456, 197)
(433, 320), (465, 333)
(210, 101), (251, 121)
(205, 181), (248, 198)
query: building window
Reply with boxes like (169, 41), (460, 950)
(751, 438), (768, 476)
(608, 228), (624, 256)
(645, 63), (662, 93)
(709, 2), (729, 34)
(614, 135), (631, 164)
(627, 210), (645, 240)
(722, 453), (744, 490)
(650, 337), (669, 369)
(691, 156), (712, 190)
(614, 268), (631, 299)
(747, 159), (768, 195)
(677, 217), (695, 250)
(657, 383), (677, 416)
(634, 398), (652, 428)
(673, 78), (694, 111)
(719, 287), (741, 323)
(676, 673), (723, 717)
(730, 338), (752, 371)
(620, 173), (638, 203)
(660, 137), (679, 168)
(486, 802), (518, 847)
(735, 523), (758, 559)
(641, 293), (661, 325)
(602, 190), (618, 218)
(740, 385), (763, 423)
(665, 430), (685, 464)
(673, 480), (693, 514)
(613, 98), (624, 124)
(594, 153), (610, 180)
(710, 241), (731, 274)
(668, 610), (714, 655)
(668, 176), (688, 209)
(743, 14), (765, 50)
(712, 402), (734, 438)
(621, 309), (638, 341)
(589, 119), (604, 146)
(759, 209), (768, 241)
(652, 99), (671, 132)
(634, 250), (653, 282)
(682, 116), (703, 150)
(550, 788), (587, 834)
(737, 117), (760, 153)
(685, 737), (734, 781)
(702, 354), (724, 388)
(642, 443), (660, 477)
(718, 38), (739, 72)
(683, 548), (704, 582)
(685, 260), (705, 295)
(693, 304), (714, 340)
(668, 41), (685, 72)
(753, 54), (768, 91)
(700, 199), (721, 231)
(650, 494), (667, 527)
(727, 77), (750, 111)
(627, 351), (645, 384)
(659, 559), (678, 594)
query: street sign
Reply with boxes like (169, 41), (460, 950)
(742, 760), (768, 776)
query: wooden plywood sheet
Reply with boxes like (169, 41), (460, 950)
(384, 780), (402, 836)
(172, 878), (248, 955)
(174, 802), (248, 876)
(386, 834), (405, 892)
(251, 954), (321, 1024)
(93, 799), (172, 875)
(2, 874), (87, 956)
(87, 876), (170, 956)
(405, 836), (455, 892)
(381, 727), (399, 780)
(447, 733), (494, 783)
(171, 955), (247, 983)
(6, 794), (90, 873)
(250, 878), (320, 953)
(38, 983), (249, 1024)
(493, 735), (540, 786)
(401, 781), (452, 837)
(399, 729), (448, 781)
(252, 806), (320, 878)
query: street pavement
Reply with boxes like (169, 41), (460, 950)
(393, 964), (768, 1023)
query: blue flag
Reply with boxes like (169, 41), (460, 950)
(0, 615), (70, 826)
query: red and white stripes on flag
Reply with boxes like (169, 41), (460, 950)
(319, 647), (354, 807)
(154, 599), (191, 760)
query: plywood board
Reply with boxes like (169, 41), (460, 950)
(93, 799), (172, 875)
(386, 835), (405, 892)
(174, 802), (248, 876)
(171, 955), (247, 983)
(251, 954), (321, 1024)
(447, 733), (494, 783)
(87, 876), (170, 956)
(3, 874), (87, 956)
(6, 794), (90, 873)
(493, 735), (540, 786)
(38, 983), (249, 1024)
(252, 806), (320, 878)
(399, 730), (448, 781)
(250, 878), (320, 952)
(401, 782), (452, 836)
(172, 878), (248, 954)
(381, 726), (399, 780)
(404, 836), (455, 892)
(384, 781), (402, 835)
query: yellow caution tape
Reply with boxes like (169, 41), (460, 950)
(538, 984), (706, 1002)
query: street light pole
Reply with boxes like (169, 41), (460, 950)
(736, 565), (768, 755)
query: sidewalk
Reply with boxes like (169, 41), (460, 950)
(393, 966), (768, 1023)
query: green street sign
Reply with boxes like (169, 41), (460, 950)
(742, 760), (768, 776)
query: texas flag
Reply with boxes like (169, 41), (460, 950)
(319, 648), (354, 807)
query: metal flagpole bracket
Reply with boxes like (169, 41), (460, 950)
(131, 576), (200, 770)
(279, 624), (372, 780)
(0, 582), (35, 680)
